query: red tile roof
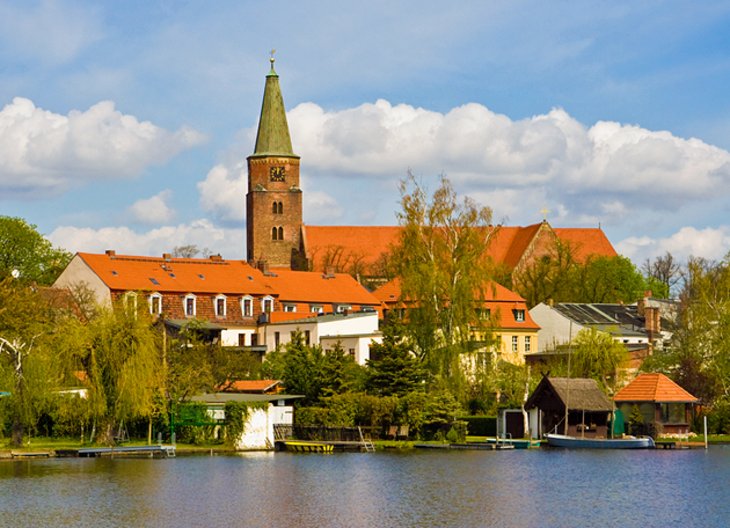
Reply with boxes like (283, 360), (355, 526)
(78, 253), (273, 295)
(303, 222), (616, 273)
(614, 373), (698, 403)
(263, 268), (380, 305)
(222, 379), (281, 393)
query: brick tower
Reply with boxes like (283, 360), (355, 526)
(246, 56), (303, 268)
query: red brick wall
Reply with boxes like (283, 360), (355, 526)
(246, 156), (302, 267)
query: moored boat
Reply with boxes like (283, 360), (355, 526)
(546, 433), (655, 449)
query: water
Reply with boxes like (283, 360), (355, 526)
(1, 448), (729, 528)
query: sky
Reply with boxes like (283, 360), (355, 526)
(2, 0), (730, 268)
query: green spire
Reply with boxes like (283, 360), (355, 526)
(252, 54), (297, 158)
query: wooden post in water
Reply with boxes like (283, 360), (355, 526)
(704, 415), (708, 450)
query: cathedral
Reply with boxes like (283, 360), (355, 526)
(245, 58), (618, 281)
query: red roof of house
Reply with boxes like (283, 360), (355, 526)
(78, 253), (273, 295)
(614, 373), (698, 403)
(222, 379), (281, 393)
(263, 268), (380, 305)
(303, 222), (616, 273)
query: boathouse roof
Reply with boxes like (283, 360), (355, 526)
(526, 376), (613, 412)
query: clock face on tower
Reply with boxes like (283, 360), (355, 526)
(269, 166), (286, 182)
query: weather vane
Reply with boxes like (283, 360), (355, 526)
(540, 207), (550, 221)
(270, 48), (276, 66)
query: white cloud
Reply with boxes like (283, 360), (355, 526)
(49, 219), (244, 259)
(617, 226), (730, 264)
(128, 190), (175, 225)
(286, 100), (730, 221)
(303, 189), (344, 223)
(197, 162), (247, 223)
(0, 97), (205, 198)
(0, 0), (103, 65)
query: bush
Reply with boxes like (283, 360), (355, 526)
(458, 415), (497, 436)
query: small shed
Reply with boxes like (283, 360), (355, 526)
(614, 373), (698, 437)
(525, 376), (613, 438)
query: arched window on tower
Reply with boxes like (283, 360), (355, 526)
(272, 201), (278, 214)
(271, 227), (278, 240)
(277, 201), (283, 214)
(278, 226), (284, 240)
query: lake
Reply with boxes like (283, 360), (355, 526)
(1, 447), (729, 527)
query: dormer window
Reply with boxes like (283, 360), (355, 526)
(262, 296), (274, 313)
(241, 296), (254, 317)
(184, 294), (196, 317)
(214, 295), (227, 318)
(513, 309), (525, 322)
(283, 304), (297, 313)
(148, 293), (162, 315)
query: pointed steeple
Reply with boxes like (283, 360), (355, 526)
(251, 54), (298, 158)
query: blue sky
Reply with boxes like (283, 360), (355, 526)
(2, 0), (730, 266)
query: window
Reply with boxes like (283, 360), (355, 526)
(304, 330), (311, 345)
(310, 305), (324, 313)
(274, 331), (280, 348)
(184, 294), (196, 317)
(513, 309), (525, 322)
(335, 304), (352, 314)
(148, 293), (162, 315)
(524, 335), (531, 353)
(278, 226), (284, 240)
(241, 296), (253, 317)
(271, 227), (278, 240)
(215, 295), (226, 318)
(283, 304), (297, 313)
(238, 333), (246, 347)
(511, 336), (518, 352)
(122, 291), (138, 313)
(272, 201), (283, 214)
(262, 296), (274, 313)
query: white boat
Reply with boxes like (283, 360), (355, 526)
(546, 433), (655, 449)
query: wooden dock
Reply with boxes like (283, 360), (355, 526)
(77, 445), (176, 458)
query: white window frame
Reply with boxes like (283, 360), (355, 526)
(262, 296), (274, 313)
(524, 335), (531, 353)
(511, 335), (519, 352)
(310, 304), (324, 313)
(335, 304), (351, 314)
(283, 303), (297, 313)
(148, 293), (162, 315)
(214, 294), (227, 318)
(514, 309), (525, 322)
(241, 295), (254, 317)
(184, 294), (196, 317)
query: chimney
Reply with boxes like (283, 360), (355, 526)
(324, 266), (336, 279)
(105, 249), (116, 257)
(644, 306), (661, 339)
(209, 254), (223, 262)
(162, 253), (172, 261)
(257, 259), (269, 274)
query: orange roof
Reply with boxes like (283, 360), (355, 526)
(268, 311), (318, 323)
(553, 228), (617, 262)
(262, 268), (381, 305)
(373, 278), (539, 330)
(78, 253), (273, 295)
(222, 379), (281, 393)
(304, 222), (616, 273)
(614, 373), (698, 403)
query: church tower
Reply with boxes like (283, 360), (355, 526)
(246, 56), (302, 268)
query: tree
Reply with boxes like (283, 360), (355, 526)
(513, 240), (577, 307)
(643, 251), (681, 298)
(172, 245), (211, 258)
(0, 279), (66, 446)
(78, 303), (164, 444)
(0, 216), (71, 285)
(365, 315), (427, 397)
(393, 174), (496, 394)
(570, 328), (628, 392)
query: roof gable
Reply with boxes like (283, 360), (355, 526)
(614, 373), (698, 403)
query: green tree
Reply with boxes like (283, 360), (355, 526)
(365, 315), (427, 397)
(0, 216), (71, 285)
(570, 328), (628, 392)
(78, 302), (163, 444)
(393, 174), (495, 394)
(0, 279), (67, 446)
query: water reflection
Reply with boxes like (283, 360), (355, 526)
(1, 448), (729, 527)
